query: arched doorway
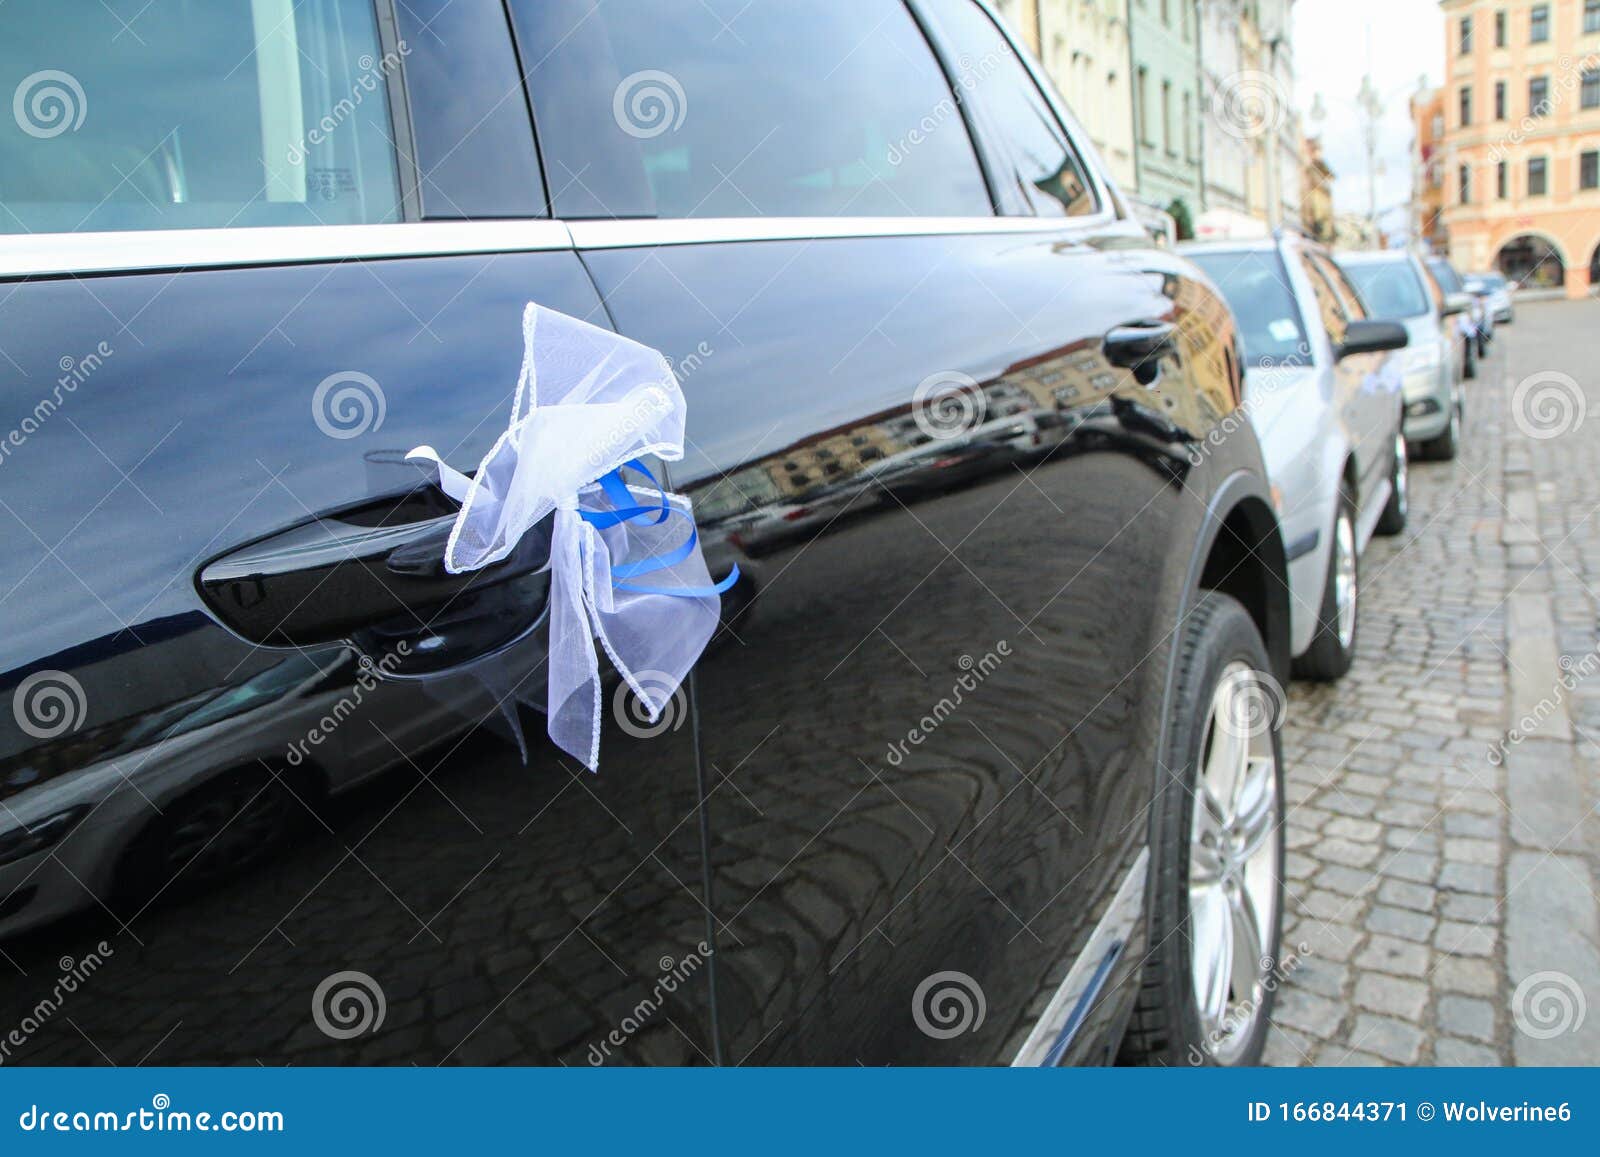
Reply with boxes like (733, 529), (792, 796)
(1590, 241), (1600, 290)
(1495, 234), (1566, 289)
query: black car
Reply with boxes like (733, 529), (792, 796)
(0, 0), (1289, 1067)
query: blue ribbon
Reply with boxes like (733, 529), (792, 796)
(577, 459), (740, 597)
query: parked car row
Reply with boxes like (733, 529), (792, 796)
(0, 0), (1485, 1069)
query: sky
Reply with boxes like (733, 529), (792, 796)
(1292, 0), (1445, 229)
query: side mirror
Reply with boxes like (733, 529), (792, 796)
(1337, 320), (1409, 360)
(1441, 291), (1473, 317)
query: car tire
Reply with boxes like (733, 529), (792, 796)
(1418, 398), (1462, 461)
(1291, 493), (1358, 682)
(1375, 431), (1408, 536)
(1117, 592), (1285, 1068)
(1463, 340), (1476, 380)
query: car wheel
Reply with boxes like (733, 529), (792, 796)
(1117, 592), (1284, 1067)
(1463, 339), (1477, 380)
(1418, 398), (1462, 461)
(1375, 430), (1408, 536)
(1291, 494), (1358, 681)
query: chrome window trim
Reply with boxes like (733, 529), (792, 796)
(0, 220), (576, 278)
(567, 215), (1079, 249)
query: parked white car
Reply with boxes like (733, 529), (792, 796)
(1182, 234), (1410, 681)
(1465, 271), (1516, 324)
(1337, 250), (1470, 461)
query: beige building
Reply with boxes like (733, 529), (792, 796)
(991, 0), (1042, 52)
(1438, 0), (1600, 293)
(1036, 0), (1139, 188)
(1411, 86), (1450, 251)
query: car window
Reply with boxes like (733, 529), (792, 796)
(519, 0), (992, 219)
(0, 0), (403, 234)
(1339, 260), (1432, 320)
(1427, 259), (1465, 293)
(1308, 252), (1368, 321)
(920, 0), (1098, 216)
(1185, 250), (1310, 368)
(1296, 253), (1350, 346)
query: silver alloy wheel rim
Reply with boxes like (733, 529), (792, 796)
(1188, 662), (1281, 1064)
(1334, 512), (1357, 650)
(1393, 433), (1408, 518)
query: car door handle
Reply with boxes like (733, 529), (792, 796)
(1103, 319), (1179, 383)
(198, 490), (551, 648)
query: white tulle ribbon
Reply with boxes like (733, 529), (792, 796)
(407, 303), (730, 771)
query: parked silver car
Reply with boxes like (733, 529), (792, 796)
(1465, 271), (1516, 324)
(1183, 234), (1409, 681)
(1337, 249), (1469, 461)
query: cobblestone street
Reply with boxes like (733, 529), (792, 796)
(1266, 298), (1600, 1066)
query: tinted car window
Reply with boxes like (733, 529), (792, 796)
(1427, 258), (1465, 293)
(1297, 253), (1349, 346)
(1186, 250), (1310, 367)
(1308, 251), (1368, 321)
(921, 0), (1097, 216)
(522, 0), (992, 219)
(1341, 260), (1432, 320)
(0, 0), (402, 234)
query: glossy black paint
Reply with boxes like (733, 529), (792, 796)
(0, 0), (1284, 1067)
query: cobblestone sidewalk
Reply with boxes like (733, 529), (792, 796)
(1265, 299), (1600, 1066)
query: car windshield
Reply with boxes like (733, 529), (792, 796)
(1185, 249), (1309, 367)
(1467, 272), (1507, 291)
(1340, 260), (1431, 320)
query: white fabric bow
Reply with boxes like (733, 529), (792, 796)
(408, 304), (724, 770)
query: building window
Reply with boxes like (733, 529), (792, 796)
(1528, 156), (1548, 196)
(1582, 151), (1600, 191)
(1583, 69), (1600, 109)
(1495, 80), (1507, 119)
(1162, 80), (1174, 154)
(1182, 0), (1191, 40)
(1161, 0), (1170, 24)
(1183, 90), (1194, 159)
(1459, 164), (1471, 204)
(1460, 15), (1473, 52)
(1497, 160), (1508, 199)
(1588, 0), (1600, 34)
(1531, 4), (1550, 42)
(1495, 9), (1507, 46)
(1459, 85), (1472, 126)
(1137, 66), (1151, 145)
(1530, 75), (1550, 115)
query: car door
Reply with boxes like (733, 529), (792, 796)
(511, 0), (1244, 1065)
(0, 0), (714, 1067)
(1293, 248), (1386, 519)
(1310, 249), (1402, 479)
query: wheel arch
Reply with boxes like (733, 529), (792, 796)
(1187, 473), (1291, 686)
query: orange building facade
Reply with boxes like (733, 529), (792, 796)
(1438, 0), (1600, 294)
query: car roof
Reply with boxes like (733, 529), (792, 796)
(1336, 249), (1413, 265)
(1176, 238), (1281, 256)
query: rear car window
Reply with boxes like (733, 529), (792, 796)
(520, 0), (993, 219)
(1185, 250), (1310, 368)
(920, 0), (1098, 216)
(1340, 260), (1432, 320)
(0, 0), (402, 234)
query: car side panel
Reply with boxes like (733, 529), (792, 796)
(0, 254), (716, 1065)
(581, 227), (1252, 1064)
